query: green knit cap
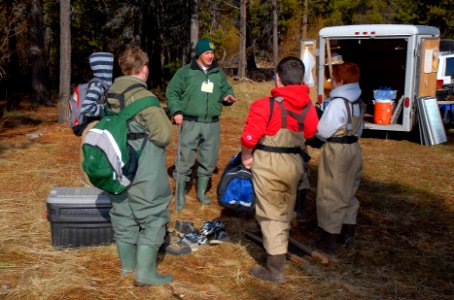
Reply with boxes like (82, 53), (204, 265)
(196, 38), (215, 56)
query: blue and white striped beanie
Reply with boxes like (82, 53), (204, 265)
(89, 52), (114, 87)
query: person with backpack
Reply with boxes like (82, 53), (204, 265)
(240, 57), (319, 283)
(73, 52), (114, 136)
(76, 52), (114, 186)
(312, 62), (363, 255)
(105, 45), (173, 286)
(166, 38), (237, 210)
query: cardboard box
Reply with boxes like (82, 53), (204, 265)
(47, 187), (114, 248)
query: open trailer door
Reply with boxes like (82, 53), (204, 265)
(418, 38), (439, 98)
(416, 38), (447, 146)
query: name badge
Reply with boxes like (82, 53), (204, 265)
(201, 80), (214, 93)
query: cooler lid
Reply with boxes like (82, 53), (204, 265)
(47, 187), (111, 204)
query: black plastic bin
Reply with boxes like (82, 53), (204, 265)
(47, 187), (114, 248)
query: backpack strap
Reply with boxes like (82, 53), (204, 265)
(118, 97), (156, 121)
(87, 78), (109, 104)
(108, 83), (148, 110)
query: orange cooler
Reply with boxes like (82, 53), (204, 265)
(374, 100), (393, 125)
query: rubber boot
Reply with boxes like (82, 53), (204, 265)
(294, 189), (306, 219)
(250, 254), (286, 284)
(135, 245), (173, 286)
(292, 189), (307, 229)
(314, 228), (339, 255)
(197, 177), (211, 205)
(176, 180), (187, 210)
(116, 241), (137, 276)
(337, 224), (356, 247)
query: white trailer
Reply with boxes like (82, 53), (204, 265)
(316, 24), (440, 132)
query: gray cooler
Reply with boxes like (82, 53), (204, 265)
(47, 187), (114, 248)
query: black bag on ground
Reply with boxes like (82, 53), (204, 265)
(217, 152), (255, 214)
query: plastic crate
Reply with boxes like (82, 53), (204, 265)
(47, 187), (114, 248)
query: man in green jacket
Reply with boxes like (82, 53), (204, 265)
(166, 38), (237, 210)
(107, 45), (173, 286)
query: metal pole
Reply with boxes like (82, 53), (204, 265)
(175, 125), (182, 211)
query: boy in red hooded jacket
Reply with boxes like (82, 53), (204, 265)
(241, 56), (319, 283)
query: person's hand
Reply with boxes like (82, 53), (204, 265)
(241, 151), (253, 169)
(173, 114), (183, 125)
(224, 95), (238, 103)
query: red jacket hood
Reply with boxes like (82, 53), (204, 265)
(270, 84), (311, 110)
(240, 84), (319, 149)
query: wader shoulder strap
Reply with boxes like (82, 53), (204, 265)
(275, 98), (311, 131)
(333, 96), (363, 136)
(267, 97), (275, 126)
(343, 99), (353, 131)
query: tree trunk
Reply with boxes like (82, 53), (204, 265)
(301, 0), (308, 40)
(29, 0), (50, 109)
(58, 0), (71, 123)
(272, 0), (278, 67)
(189, 0), (199, 61)
(246, 1), (257, 71)
(238, 0), (247, 80)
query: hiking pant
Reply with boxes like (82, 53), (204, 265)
(252, 129), (304, 255)
(173, 120), (220, 182)
(109, 138), (171, 248)
(316, 141), (362, 234)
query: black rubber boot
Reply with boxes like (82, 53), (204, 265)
(176, 180), (187, 210)
(294, 189), (306, 219)
(337, 224), (356, 247)
(314, 228), (339, 255)
(250, 254), (285, 284)
(196, 177), (211, 205)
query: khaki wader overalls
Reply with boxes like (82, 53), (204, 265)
(252, 97), (310, 255)
(316, 97), (363, 234)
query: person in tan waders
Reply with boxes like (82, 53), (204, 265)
(313, 62), (364, 255)
(240, 57), (319, 283)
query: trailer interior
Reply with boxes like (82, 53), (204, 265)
(323, 38), (408, 126)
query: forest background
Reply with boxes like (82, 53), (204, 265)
(0, 0), (453, 113)
(0, 1), (453, 299)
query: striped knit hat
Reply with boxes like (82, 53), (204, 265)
(89, 52), (114, 86)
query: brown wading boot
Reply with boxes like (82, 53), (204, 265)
(337, 224), (356, 247)
(313, 228), (339, 255)
(250, 254), (286, 284)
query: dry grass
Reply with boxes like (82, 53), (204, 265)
(0, 80), (453, 299)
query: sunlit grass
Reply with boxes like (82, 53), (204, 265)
(0, 85), (453, 299)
